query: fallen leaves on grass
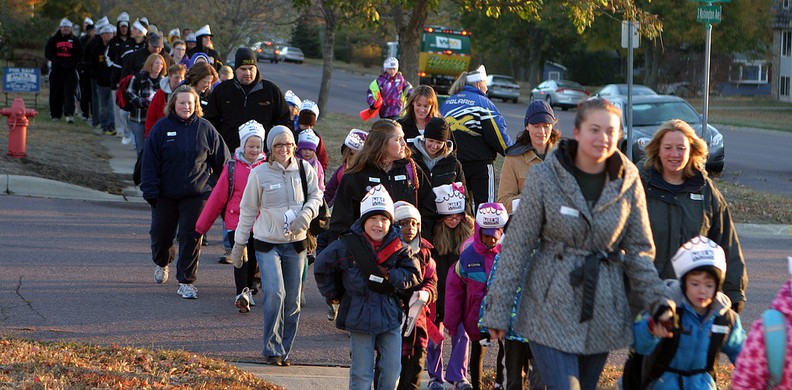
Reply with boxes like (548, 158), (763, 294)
(715, 178), (792, 224)
(0, 338), (283, 389)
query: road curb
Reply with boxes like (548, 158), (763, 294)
(735, 223), (792, 239)
(0, 174), (144, 203)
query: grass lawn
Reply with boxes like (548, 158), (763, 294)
(689, 97), (792, 132)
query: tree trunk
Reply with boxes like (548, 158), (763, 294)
(396, 0), (429, 87)
(527, 25), (544, 86)
(644, 39), (660, 89)
(318, 5), (337, 115)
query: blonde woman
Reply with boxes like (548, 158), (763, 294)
(232, 125), (322, 366)
(141, 85), (229, 299)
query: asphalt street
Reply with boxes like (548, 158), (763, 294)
(0, 195), (789, 368)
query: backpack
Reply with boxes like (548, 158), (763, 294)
(641, 309), (737, 387)
(763, 308), (787, 388)
(115, 74), (134, 111)
(297, 160), (331, 235)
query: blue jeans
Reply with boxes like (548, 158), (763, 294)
(256, 243), (306, 359)
(529, 342), (608, 390)
(129, 120), (145, 156)
(350, 326), (402, 390)
(95, 84), (114, 130)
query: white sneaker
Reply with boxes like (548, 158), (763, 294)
(121, 136), (131, 145)
(235, 287), (250, 312)
(154, 265), (168, 284)
(65, 116), (74, 124)
(177, 283), (198, 299)
(247, 289), (255, 306)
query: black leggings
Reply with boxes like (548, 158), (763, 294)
(227, 231), (258, 295)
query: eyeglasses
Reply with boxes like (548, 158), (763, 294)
(443, 215), (463, 221)
(272, 143), (294, 150)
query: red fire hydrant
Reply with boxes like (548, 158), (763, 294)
(1, 97), (38, 158)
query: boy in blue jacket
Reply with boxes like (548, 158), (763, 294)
(632, 235), (745, 389)
(314, 185), (423, 390)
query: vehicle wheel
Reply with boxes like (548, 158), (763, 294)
(298, 61), (303, 64)
(512, 97), (518, 104)
(545, 95), (553, 107)
(562, 106), (569, 111)
(706, 162), (724, 175)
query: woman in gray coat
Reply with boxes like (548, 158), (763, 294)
(481, 98), (674, 390)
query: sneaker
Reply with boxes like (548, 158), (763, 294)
(177, 283), (198, 299)
(102, 128), (115, 136)
(51, 116), (60, 121)
(65, 116), (74, 124)
(428, 380), (445, 390)
(247, 290), (255, 306)
(218, 248), (233, 264)
(202, 236), (209, 246)
(121, 136), (131, 145)
(326, 303), (338, 321)
(281, 358), (292, 367)
(454, 380), (473, 390)
(235, 287), (250, 313)
(265, 356), (282, 366)
(154, 266), (168, 284)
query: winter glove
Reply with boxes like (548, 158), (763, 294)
(231, 242), (247, 268)
(145, 198), (157, 208)
(288, 210), (312, 235)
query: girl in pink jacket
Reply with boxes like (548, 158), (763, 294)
(732, 269), (792, 389)
(196, 120), (266, 313)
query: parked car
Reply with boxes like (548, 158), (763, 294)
(280, 47), (304, 64)
(606, 95), (725, 173)
(486, 74), (520, 103)
(594, 84), (657, 98)
(530, 79), (590, 110)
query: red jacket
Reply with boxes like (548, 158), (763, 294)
(144, 79), (173, 138)
(402, 238), (437, 356)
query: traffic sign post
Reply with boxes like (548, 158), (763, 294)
(694, 0), (727, 143)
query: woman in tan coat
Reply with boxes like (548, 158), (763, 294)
(497, 100), (561, 213)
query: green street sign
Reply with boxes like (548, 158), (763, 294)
(697, 5), (722, 24)
(689, 0), (730, 2)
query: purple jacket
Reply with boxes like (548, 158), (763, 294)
(444, 224), (500, 341)
(367, 72), (413, 118)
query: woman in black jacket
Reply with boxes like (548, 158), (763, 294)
(328, 119), (436, 242)
(141, 85), (229, 299)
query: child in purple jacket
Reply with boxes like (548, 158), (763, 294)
(444, 202), (508, 390)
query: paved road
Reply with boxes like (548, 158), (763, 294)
(262, 61), (792, 195)
(1, 195), (789, 368)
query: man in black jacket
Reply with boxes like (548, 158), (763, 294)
(204, 48), (290, 152)
(88, 24), (115, 134)
(45, 18), (83, 123)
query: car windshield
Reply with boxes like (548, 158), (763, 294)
(617, 85), (656, 95)
(630, 101), (701, 126)
(558, 80), (583, 89)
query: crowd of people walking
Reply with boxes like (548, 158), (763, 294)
(44, 13), (792, 390)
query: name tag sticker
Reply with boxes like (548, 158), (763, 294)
(270, 183), (281, 190)
(711, 324), (729, 334)
(560, 206), (580, 218)
(369, 274), (384, 283)
(395, 175), (407, 181)
(167, 131), (176, 136)
(369, 177), (381, 183)
(691, 193), (703, 201)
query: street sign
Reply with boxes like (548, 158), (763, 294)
(689, 0), (730, 2)
(697, 5), (722, 24)
(621, 21), (640, 49)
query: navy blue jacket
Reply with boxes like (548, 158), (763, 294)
(314, 220), (422, 334)
(141, 113), (229, 200)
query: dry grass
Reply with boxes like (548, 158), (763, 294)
(0, 85), (126, 194)
(714, 178), (792, 224)
(0, 338), (281, 389)
(685, 97), (792, 132)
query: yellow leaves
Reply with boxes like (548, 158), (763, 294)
(0, 338), (278, 389)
